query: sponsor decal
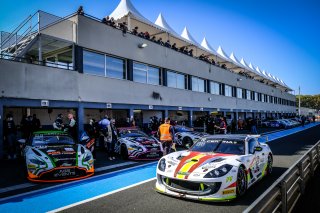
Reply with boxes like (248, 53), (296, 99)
(64, 148), (74, 152)
(223, 189), (235, 195)
(226, 176), (233, 183)
(53, 168), (76, 178)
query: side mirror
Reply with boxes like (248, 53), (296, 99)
(254, 146), (263, 152)
(18, 139), (26, 144)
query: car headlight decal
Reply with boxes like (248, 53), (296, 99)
(204, 164), (233, 178)
(29, 158), (46, 166)
(158, 159), (166, 172)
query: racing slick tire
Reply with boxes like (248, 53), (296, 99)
(236, 166), (247, 197)
(182, 137), (193, 149)
(121, 144), (128, 160)
(266, 154), (273, 176)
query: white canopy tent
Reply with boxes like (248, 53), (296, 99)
(106, 0), (291, 91)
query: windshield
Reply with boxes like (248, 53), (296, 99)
(120, 130), (147, 138)
(32, 135), (75, 146)
(190, 139), (245, 155)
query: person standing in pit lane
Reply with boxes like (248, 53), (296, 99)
(106, 119), (118, 161)
(4, 114), (17, 159)
(67, 113), (77, 140)
(158, 118), (175, 155)
(53, 114), (64, 130)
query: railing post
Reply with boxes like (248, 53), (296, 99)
(281, 181), (287, 213)
(37, 11), (40, 34)
(298, 161), (305, 195)
(309, 151), (315, 176)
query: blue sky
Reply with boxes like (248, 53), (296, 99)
(1, 0), (319, 95)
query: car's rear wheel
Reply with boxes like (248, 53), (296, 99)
(236, 166), (247, 197)
(121, 145), (128, 160)
(266, 154), (273, 175)
(182, 137), (193, 149)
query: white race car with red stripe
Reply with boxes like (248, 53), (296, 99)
(155, 134), (273, 201)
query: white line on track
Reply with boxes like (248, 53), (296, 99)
(47, 177), (156, 213)
(0, 161), (137, 195)
(0, 161), (156, 202)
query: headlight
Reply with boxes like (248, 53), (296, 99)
(204, 164), (233, 178)
(158, 158), (166, 172)
(29, 158), (46, 165)
(84, 153), (93, 162)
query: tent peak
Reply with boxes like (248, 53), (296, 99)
(181, 26), (200, 46)
(109, 0), (149, 22)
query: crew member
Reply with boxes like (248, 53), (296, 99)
(67, 113), (77, 140)
(53, 114), (64, 130)
(4, 114), (17, 159)
(158, 118), (175, 155)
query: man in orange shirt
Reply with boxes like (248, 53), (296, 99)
(158, 118), (175, 155)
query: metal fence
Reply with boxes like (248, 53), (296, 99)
(244, 140), (320, 213)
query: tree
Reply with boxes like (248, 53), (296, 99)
(296, 94), (320, 110)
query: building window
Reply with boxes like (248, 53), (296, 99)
(210, 81), (220, 95)
(133, 62), (160, 85)
(237, 88), (242, 99)
(255, 92), (258, 101)
(242, 89), (246, 99)
(167, 71), (186, 89)
(83, 50), (105, 76)
(83, 50), (126, 79)
(106, 55), (126, 79)
(192, 76), (205, 92)
(225, 85), (232, 97)
(258, 93), (262, 102)
(246, 90), (251, 100)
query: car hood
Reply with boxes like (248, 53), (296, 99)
(162, 151), (238, 179)
(35, 144), (78, 166)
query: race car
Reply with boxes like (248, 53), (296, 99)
(155, 134), (273, 201)
(19, 130), (94, 182)
(174, 125), (209, 149)
(115, 127), (163, 160)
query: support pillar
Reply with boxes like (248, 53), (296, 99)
(189, 110), (193, 127)
(77, 103), (84, 140)
(164, 110), (169, 119)
(38, 36), (42, 64)
(128, 108), (134, 120)
(235, 111), (239, 131)
(0, 101), (3, 159)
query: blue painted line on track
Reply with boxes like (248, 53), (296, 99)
(0, 122), (319, 213)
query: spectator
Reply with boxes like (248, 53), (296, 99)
(53, 114), (64, 130)
(171, 43), (178, 51)
(67, 113), (77, 140)
(312, 115), (316, 122)
(77, 6), (84, 15)
(107, 119), (118, 160)
(132, 26), (138, 35)
(151, 36), (156, 42)
(179, 46), (185, 52)
(164, 40), (171, 48)
(144, 31), (150, 39)
(301, 115), (306, 127)
(102, 17), (107, 24)
(4, 114), (17, 159)
(32, 114), (41, 132)
(238, 117), (243, 130)
(138, 32), (145, 38)
(188, 49), (193, 57)
(211, 59), (216, 65)
(219, 117), (227, 134)
(157, 37), (164, 45)
(251, 117), (258, 134)
(110, 17), (116, 27)
(231, 118), (237, 134)
(98, 115), (110, 150)
(199, 54), (205, 60)
(221, 64), (227, 69)
(118, 22), (127, 35)
(184, 47), (189, 54)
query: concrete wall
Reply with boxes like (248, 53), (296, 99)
(0, 59), (295, 113)
(76, 15), (295, 102)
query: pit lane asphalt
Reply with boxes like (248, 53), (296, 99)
(61, 124), (320, 213)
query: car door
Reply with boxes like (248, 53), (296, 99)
(247, 138), (262, 181)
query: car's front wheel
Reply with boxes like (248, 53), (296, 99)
(182, 137), (193, 149)
(236, 166), (247, 197)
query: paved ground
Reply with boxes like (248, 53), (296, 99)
(62, 125), (320, 213)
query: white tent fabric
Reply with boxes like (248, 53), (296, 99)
(217, 46), (231, 61)
(109, 0), (150, 22)
(181, 27), (201, 46)
(154, 13), (180, 38)
(229, 52), (243, 68)
(201, 37), (218, 55)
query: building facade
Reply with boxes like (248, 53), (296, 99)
(0, 1), (296, 158)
